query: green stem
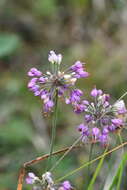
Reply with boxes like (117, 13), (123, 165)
(116, 134), (124, 190)
(116, 165), (123, 190)
(115, 90), (127, 103)
(87, 143), (94, 187)
(87, 147), (108, 190)
(88, 143), (94, 172)
(55, 141), (127, 183)
(50, 136), (81, 172)
(46, 90), (58, 171)
(118, 133), (124, 154)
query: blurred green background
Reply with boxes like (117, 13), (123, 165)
(0, 0), (127, 189)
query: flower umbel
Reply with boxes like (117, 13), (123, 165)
(27, 50), (89, 113)
(77, 88), (127, 145)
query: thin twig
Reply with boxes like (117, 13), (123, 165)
(115, 91), (127, 103)
(49, 136), (82, 172)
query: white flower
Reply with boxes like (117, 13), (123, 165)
(113, 100), (127, 115)
(42, 172), (54, 186)
(114, 100), (125, 110)
(48, 50), (62, 64)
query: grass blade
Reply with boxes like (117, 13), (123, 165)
(108, 152), (127, 190)
(87, 148), (107, 190)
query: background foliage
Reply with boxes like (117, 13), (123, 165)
(0, 0), (127, 189)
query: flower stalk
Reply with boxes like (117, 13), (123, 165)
(46, 89), (58, 170)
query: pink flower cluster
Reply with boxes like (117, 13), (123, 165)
(27, 51), (89, 112)
(77, 87), (127, 145)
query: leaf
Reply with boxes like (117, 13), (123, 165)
(103, 152), (127, 190)
(0, 33), (21, 57)
(87, 148), (107, 190)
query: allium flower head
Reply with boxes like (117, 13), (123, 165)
(26, 171), (73, 190)
(27, 51), (89, 113)
(77, 87), (127, 145)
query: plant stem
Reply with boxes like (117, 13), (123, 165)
(88, 143), (94, 172)
(86, 143), (94, 188)
(118, 133), (124, 154)
(116, 134), (124, 190)
(50, 136), (82, 172)
(55, 141), (127, 183)
(115, 90), (127, 103)
(46, 90), (58, 171)
(87, 147), (108, 190)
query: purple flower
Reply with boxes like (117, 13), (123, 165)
(102, 94), (110, 102)
(77, 87), (126, 145)
(100, 94), (110, 105)
(111, 118), (123, 127)
(74, 103), (86, 114)
(58, 87), (66, 97)
(73, 89), (83, 96)
(97, 89), (103, 96)
(75, 70), (89, 78)
(27, 78), (38, 88)
(71, 61), (83, 70)
(84, 114), (93, 123)
(78, 123), (85, 132)
(28, 68), (42, 77)
(69, 89), (83, 103)
(65, 98), (71, 104)
(102, 127), (109, 135)
(90, 88), (103, 97)
(90, 88), (98, 97)
(77, 124), (89, 137)
(99, 134), (108, 145)
(25, 172), (36, 184)
(41, 90), (49, 99)
(48, 50), (62, 64)
(70, 61), (89, 79)
(34, 90), (41, 96)
(30, 85), (40, 93)
(38, 76), (46, 83)
(108, 124), (116, 132)
(44, 99), (54, 112)
(27, 51), (89, 113)
(61, 181), (72, 190)
(82, 100), (89, 105)
(92, 127), (100, 139)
